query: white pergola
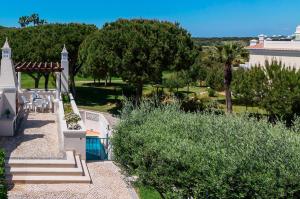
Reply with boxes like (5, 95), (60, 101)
(12, 44), (70, 99)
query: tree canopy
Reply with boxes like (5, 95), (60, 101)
(232, 61), (300, 123)
(0, 23), (97, 91)
(78, 19), (196, 101)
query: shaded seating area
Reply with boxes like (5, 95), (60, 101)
(20, 91), (55, 113)
(16, 61), (64, 113)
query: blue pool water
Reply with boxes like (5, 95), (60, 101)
(86, 137), (108, 161)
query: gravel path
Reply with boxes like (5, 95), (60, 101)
(8, 162), (137, 199)
(100, 112), (120, 129)
(0, 112), (63, 159)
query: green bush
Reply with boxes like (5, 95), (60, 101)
(232, 61), (300, 124)
(205, 65), (224, 91)
(0, 150), (7, 199)
(61, 93), (70, 104)
(64, 112), (81, 130)
(181, 97), (205, 112)
(113, 101), (300, 198)
(207, 87), (216, 97)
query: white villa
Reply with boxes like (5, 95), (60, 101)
(246, 25), (300, 68)
(0, 39), (112, 184)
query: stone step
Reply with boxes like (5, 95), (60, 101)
(6, 156), (83, 176)
(9, 174), (91, 184)
(6, 151), (76, 168)
(6, 151), (92, 184)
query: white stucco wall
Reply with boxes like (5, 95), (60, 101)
(248, 49), (300, 69)
(79, 110), (110, 138)
(264, 40), (300, 50)
(56, 94), (87, 160)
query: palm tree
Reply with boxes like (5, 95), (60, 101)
(38, 19), (47, 25)
(30, 13), (40, 26)
(217, 42), (248, 113)
(18, 16), (29, 28)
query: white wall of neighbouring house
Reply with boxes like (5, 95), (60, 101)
(248, 51), (300, 69)
(264, 40), (300, 50)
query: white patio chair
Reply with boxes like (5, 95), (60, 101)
(21, 95), (32, 110)
(43, 96), (51, 111)
(34, 99), (45, 113)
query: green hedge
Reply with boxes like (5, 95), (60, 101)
(0, 150), (7, 199)
(113, 101), (300, 198)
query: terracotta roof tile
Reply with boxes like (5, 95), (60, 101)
(246, 43), (264, 49)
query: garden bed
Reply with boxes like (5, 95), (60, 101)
(62, 93), (82, 130)
(56, 93), (86, 159)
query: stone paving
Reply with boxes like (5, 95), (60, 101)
(101, 112), (119, 129)
(8, 162), (137, 199)
(0, 112), (63, 158)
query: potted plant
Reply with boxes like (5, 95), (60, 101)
(4, 109), (10, 119)
(64, 112), (81, 130)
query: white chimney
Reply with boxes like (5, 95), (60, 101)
(1, 38), (11, 59)
(61, 44), (69, 93)
(250, 39), (258, 46)
(295, 25), (300, 41)
(258, 34), (265, 44)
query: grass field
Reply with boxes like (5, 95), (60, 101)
(135, 185), (161, 199)
(20, 73), (265, 114)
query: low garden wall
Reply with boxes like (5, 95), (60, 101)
(79, 110), (111, 138)
(56, 93), (86, 160)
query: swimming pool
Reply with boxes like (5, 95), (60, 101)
(86, 137), (108, 161)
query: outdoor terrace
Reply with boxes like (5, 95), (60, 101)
(0, 111), (64, 159)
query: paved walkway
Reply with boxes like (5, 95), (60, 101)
(100, 112), (119, 128)
(0, 112), (63, 158)
(8, 162), (137, 199)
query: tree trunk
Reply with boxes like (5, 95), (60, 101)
(109, 75), (112, 84)
(70, 74), (76, 97)
(105, 76), (108, 87)
(44, 73), (49, 91)
(93, 77), (96, 86)
(34, 79), (39, 89)
(28, 73), (42, 89)
(224, 63), (233, 113)
(135, 82), (143, 104)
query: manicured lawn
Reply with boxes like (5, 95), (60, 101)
(136, 185), (161, 199)
(75, 81), (123, 113)
(21, 73), (56, 89)
(21, 73), (266, 114)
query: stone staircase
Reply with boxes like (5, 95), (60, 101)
(5, 151), (91, 184)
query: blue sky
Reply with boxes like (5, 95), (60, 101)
(1, 0), (300, 37)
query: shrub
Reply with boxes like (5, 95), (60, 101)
(63, 104), (72, 114)
(0, 150), (7, 199)
(205, 65), (224, 91)
(64, 112), (81, 130)
(207, 87), (216, 97)
(180, 97), (205, 112)
(113, 101), (300, 198)
(61, 92), (70, 103)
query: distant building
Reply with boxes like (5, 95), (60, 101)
(246, 26), (300, 69)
